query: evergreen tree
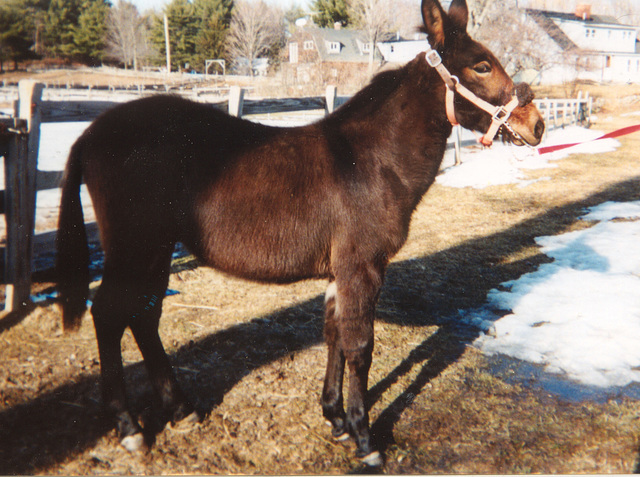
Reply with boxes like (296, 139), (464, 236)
(284, 4), (306, 29)
(193, 0), (233, 68)
(0, 0), (50, 70)
(151, 0), (198, 71)
(0, 0), (36, 71)
(312, 0), (350, 28)
(151, 0), (232, 72)
(73, 0), (110, 64)
(44, 0), (82, 57)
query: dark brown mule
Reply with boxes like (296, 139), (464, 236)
(57, 0), (544, 465)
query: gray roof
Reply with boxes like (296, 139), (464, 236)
(305, 27), (383, 63)
(526, 9), (579, 52)
(527, 8), (635, 29)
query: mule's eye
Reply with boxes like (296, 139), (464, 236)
(473, 62), (492, 74)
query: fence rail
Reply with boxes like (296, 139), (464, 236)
(533, 93), (592, 133)
(0, 81), (592, 312)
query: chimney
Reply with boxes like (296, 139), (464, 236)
(334, 21), (342, 30)
(576, 4), (592, 21)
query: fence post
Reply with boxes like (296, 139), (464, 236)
(575, 91), (582, 125)
(4, 80), (43, 312)
(453, 125), (462, 166)
(229, 86), (245, 117)
(325, 85), (337, 115)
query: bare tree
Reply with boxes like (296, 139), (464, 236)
(475, 0), (555, 77)
(388, 0), (423, 39)
(347, 0), (394, 75)
(476, 0), (599, 91)
(106, 0), (151, 70)
(607, 0), (640, 25)
(466, 0), (497, 34)
(226, 0), (283, 77)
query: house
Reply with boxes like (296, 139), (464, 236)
(376, 34), (429, 64)
(284, 26), (384, 88)
(526, 5), (640, 84)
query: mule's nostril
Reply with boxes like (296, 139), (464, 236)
(535, 119), (545, 139)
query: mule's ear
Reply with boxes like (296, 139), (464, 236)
(421, 0), (446, 50)
(448, 0), (469, 33)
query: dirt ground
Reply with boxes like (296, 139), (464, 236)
(2, 78), (640, 474)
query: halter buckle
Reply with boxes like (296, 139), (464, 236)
(491, 106), (511, 124)
(425, 49), (442, 68)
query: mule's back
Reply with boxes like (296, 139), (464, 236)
(76, 95), (342, 282)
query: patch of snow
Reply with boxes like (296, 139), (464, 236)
(472, 201), (640, 389)
(437, 126), (620, 189)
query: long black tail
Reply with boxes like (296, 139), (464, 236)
(56, 140), (90, 331)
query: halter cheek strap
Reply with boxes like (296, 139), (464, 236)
(446, 87), (459, 126)
(425, 48), (520, 147)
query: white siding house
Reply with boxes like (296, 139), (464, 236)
(527, 6), (640, 84)
(377, 37), (429, 64)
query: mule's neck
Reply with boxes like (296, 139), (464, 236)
(327, 56), (453, 197)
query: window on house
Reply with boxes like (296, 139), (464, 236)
(303, 40), (314, 50)
(606, 55), (612, 68)
(328, 41), (341, 54)
(362, 42), (371, 53)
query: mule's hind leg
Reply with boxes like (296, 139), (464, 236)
(91, 276), (145, 450)
(322, 264), (384, 467)
(93, 243), (194, 450)
(129, 291), (196, 428)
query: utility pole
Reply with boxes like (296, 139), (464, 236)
(163, 13), (171, 73)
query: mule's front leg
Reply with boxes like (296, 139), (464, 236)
(322, 265), (384, 467)
(322, 282), (348, 440)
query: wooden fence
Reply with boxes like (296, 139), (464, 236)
(0, 81), (592, 311)
(534, 92), (593, 134)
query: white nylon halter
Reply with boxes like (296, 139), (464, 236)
(424, 48), (519, 147)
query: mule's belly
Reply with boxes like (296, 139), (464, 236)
(193, 227), (332, 283)
(187, 194), (333, 283)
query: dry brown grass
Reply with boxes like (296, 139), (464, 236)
(2, 83), (640, 474)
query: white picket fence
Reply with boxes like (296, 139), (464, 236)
(534, 92), (592, 135)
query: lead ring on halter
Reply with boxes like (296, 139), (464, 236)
(424, 48), (520, 147)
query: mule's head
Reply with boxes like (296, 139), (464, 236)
(421, 0), (544, 146)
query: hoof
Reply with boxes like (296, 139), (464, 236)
(361, 450), (383, 467)
(166, 411), (201, 433)
(121, 432), (145, 452)
(325, 419), (350, 442)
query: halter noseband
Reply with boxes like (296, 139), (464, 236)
(425, 48), (520, 147)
